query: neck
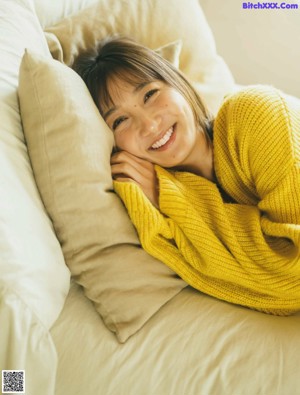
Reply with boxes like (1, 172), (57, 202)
(174, 136), (215, 182)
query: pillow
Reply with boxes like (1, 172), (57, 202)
(32, 0), (97, 29)
(18, 49), (187, 343)
(44, 0), (235, 114)
(46, 31), (182, 68)
(0, 0), (70, 340)
(0, 0), (70, 391)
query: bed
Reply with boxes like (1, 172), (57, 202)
(1, 1), (300, 394)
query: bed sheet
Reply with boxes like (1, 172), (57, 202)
(24, 3), (300, 394)
(51, 281), (300, 395)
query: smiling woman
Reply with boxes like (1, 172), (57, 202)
(73, 35), (300, 316)
(105, 78), (214, 181)
(73, 36), (215, 204)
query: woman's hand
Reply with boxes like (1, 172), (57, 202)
(111, 151), (159, 208)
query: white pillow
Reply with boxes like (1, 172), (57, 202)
(0, 0), (70, 392)
(33, 0), (98, 28)
(44, 0), (235, 113)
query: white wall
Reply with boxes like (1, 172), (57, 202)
(200, 0), (300, 97)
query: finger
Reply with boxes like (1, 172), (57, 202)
(113, 175), (137, 184)
(111, 161), (156, 188)
(111, 162), (144, 184)
(111, 150), (136, 163)
(111, 153), (155, 179)
(111, 150), (154, 168)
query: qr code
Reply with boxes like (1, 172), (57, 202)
(2, 370), (25, 393)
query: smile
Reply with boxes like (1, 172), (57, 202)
(150, 126), (174, 150)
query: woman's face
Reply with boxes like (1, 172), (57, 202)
(101, 77), (212, 175)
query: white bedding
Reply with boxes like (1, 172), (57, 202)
(1, 0), (300, 394)
(52, 282), (300, 395)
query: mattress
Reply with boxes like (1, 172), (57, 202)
(51, 281), (300, 395)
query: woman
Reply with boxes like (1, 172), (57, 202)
(73, 36), (300, 315)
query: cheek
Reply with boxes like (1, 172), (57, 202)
(114, 133), (126, 150)
(180, 99), (195, 124)
(167, 92), (191, 116)
(114, 131), (137, 153)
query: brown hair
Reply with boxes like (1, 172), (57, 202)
(72, 36), (213, 140)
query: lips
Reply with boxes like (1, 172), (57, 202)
(150, 126), (174, 150)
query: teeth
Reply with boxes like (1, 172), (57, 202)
(151, 127), (174, 149)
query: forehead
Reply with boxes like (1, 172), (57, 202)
(100, 73), (157, 113)
(107, 76), (137, 100)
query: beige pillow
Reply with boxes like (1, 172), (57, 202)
(44, 0), (234, 113)
(18, 49), (186, 343)
(45, 31), (182, 68)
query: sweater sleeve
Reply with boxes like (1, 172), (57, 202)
(214, 86), (300, 208)
(113, 86), (300, 315)
(213, 86), (300, 243)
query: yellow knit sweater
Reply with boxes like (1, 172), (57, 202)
(114, 86), (300, 315)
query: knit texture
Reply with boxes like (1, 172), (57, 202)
(114, 86), (300, 315)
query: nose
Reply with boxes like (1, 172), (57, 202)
(138, 110), (160, 136)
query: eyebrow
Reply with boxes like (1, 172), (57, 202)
(103, 81), (151, 121)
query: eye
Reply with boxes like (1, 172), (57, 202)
(112, 116), (127, 131)
(144, 89), (158, 103)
